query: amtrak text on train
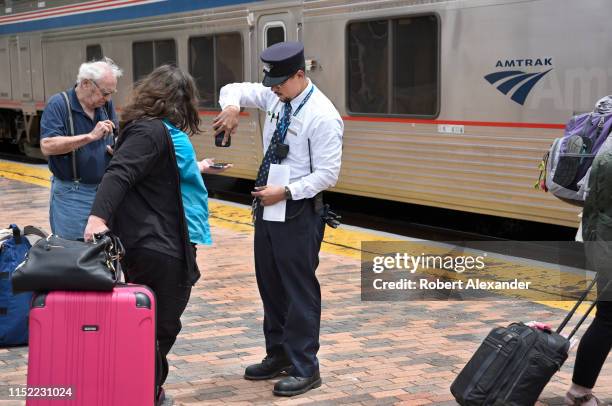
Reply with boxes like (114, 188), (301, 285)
(495, 58), (553, 68)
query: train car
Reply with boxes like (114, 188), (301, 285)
(0, 0), (609, 228)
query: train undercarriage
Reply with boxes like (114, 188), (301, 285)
(0, 109), (45, 160)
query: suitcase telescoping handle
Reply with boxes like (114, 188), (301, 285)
(556, 274), (612, 339)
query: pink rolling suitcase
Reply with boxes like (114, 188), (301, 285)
(26, 285), (156, 406)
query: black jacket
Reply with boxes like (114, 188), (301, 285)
(90, 118), (200, 286)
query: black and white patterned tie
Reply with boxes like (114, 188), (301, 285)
(254, 102), (292, 187)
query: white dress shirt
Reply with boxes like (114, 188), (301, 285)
(219, 79), (343, 200)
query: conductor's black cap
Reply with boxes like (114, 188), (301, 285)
(260, 41), (305, 87)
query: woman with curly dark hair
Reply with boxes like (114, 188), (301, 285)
(84, 65), (230, 405)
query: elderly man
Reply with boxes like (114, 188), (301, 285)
(40, 57), (122, 240)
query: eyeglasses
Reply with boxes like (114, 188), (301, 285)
(273, 73), (298, 89)
(91, 80), (116, 97)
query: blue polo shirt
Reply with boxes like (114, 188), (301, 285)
(40, 88), (117, 184)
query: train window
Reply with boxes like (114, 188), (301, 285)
(132, 39), (177, 82)
(347, 20), (389, 114)
(189, 33), (243, 108)
(155, 40), (177, 66)
(215, 34), (243, 103)
(86, 44), (102, 62)
(347, 15), (439, 117)
(265, 24), (285, 48)
(393, 17), (438, 116)
(189, 36), (215, 107)
(133, 41), (154, 82)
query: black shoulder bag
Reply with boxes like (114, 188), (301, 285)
(11, 233), (124, 293)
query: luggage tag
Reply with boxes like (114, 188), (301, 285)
(526, 321), (552, 332)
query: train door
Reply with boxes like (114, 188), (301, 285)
(29, 35), (44, 103)
(8, 36), (40, 156)
(255, 9), (301, 83)
(253, 7), (302, 157)
(0, 39), (11, 100)
(10, 37), (33, 101)
(8, 39), (19, 102)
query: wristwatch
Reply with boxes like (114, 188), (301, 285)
(284, 186), (293, 200)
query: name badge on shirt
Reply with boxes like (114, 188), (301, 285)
(287, 117), (303, 138)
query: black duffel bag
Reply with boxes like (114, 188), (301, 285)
(11, 233), (124, 293)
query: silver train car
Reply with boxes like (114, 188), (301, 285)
(1, 0), (609, 228)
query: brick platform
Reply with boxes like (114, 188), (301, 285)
(1, 176), (611, 405)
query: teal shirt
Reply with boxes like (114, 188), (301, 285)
(164, 120), (212, 245)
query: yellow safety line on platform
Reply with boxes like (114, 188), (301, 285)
(0, 161), (593, 314)
(0, 161), (51, 187)
(207, 201), (396, 258)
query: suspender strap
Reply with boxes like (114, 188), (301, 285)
(60, 91), (78, 182)
(103, 101), (111, 121)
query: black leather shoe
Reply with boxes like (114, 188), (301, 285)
(244, 355), (292, 380)
(273, 371), (322, 396)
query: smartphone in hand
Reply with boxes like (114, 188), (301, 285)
(210, 162), (230, 169)
(215, 132), (231, 147)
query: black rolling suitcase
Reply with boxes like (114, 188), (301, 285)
(451, 277), (608, 406)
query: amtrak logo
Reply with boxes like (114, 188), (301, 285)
(484, 58), (553, 105)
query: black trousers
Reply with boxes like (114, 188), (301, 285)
(122, 248), (193, 388)
(254, 199), (325, 377)
(573, 275), (612, 389)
